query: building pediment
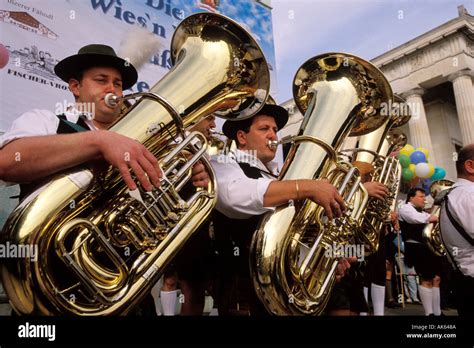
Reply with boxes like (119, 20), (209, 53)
(373, 5), (474, 68)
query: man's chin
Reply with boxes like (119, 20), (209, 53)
(99, 106), (120, 119)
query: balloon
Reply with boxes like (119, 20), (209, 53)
(400, 144), (415, 157)
(415, 163), (431, 178)
(426, 163), (435, 178)
(398, 154), (410, 168)
(424, 178), (433, 191)
(0, 44), (9, 69)
(410, 151), (427, 164)
(409, 163), (416, 174)
(416, 147), (429, 160)
(402, 167), (415, 181)
(431, 166), (446, 181)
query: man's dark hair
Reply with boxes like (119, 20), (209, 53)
(72, 69), (85, 83)
(456, 145), (474, 176)
(406, 188), (425, 203)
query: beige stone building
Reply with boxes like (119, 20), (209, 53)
(372, 4), (474, 180)
(280, 5), (474, 181)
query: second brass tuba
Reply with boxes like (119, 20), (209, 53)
(250, 53), (392, 315)
(341, 95), (411, 253)
(0, 12), (269, 315)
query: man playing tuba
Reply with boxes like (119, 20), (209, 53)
(0, 43), (210, 314)
(210, 103), (352, 316)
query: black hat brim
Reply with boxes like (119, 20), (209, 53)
(54, 54), (138, 90)
(222, 104), (289, 140)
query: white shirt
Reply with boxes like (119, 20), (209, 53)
(398, 202), (431, 243)
(211, 149), (277, 219)
(439, 178), (474, 277)
(0, 108), (96, 187)
(0, 108), (96, 149)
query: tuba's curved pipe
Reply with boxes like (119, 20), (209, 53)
(250, 53), (393, 315)
(423, 179), (455, 256)
(0, 12), (269, 315)
(340, 95), (412, 253)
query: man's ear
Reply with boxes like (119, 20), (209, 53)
(236, 130), (246, 147)
(465, 159), (474, 175)
(68, 78), (80, 99)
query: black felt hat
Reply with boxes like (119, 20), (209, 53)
(222, 104), (289, 140)
(54, 44), (138, 89)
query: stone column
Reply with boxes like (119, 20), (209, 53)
(448, 70), (474, 145)
(401, 88), (437, 164)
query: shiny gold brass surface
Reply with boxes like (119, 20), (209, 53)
(250, 53), (393, 315)
(423, 179), (455, 256)
(0, 12), (269, 315)
(207, 130), (226, 156)
(346, 95), (412, 254)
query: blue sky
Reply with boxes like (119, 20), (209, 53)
(271, 0), (474, 102)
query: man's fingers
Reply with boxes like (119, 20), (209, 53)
(192, 162), (205, 175)
(143, 150), (162, 178)
(374, 193), (384, 200)
(193, 179), (209, 188)
(331, 201), (342, 218)
(323, 203), (333, 221)
(138, 156), (161, 188)
(117, 164), (137, 191)
(192, 174), (209, 188)
(334, 194), (347, 212)
(129, 160), (153, 191)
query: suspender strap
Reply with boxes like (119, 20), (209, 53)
(439, 187), (474, 274)
(443, 188), (474, 246)
(236, 162), (277, 179)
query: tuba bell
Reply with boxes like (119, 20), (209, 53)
(423, 179), (455, 256)
(250, 53), (393, 315)
(0, 12), (269, 315)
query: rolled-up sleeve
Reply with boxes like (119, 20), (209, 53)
(0, 109), (58, 148)
(211, 157), (275, 219)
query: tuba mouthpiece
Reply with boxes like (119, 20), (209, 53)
(267, 140), (278, 149)
(105, 93), (120, 108)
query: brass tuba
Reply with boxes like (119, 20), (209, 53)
(341, 95), (411, 253)
(423, 179), (455, 256)
(0, 12), (269, 315)
(250, 53), (393, 315)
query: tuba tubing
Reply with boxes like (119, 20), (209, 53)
(423, 179), (455, 256)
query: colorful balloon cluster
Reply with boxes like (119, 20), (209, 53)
(397, 144), (446, 182)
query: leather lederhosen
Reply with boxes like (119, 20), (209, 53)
(212, 161), (269, 316)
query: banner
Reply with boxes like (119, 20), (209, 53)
(0, 0), (277, 132)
